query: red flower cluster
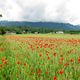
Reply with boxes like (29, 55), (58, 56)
(1, 57), (7, 64)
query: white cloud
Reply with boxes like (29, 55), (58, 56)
(66, 0), (80, 24)
(0, 0), (80, 24)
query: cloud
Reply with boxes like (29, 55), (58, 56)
(0, 0), (80, 24)
(55, 0), (69, 22)
(66, 0), (80, 24)
(20, 3), (46, 21)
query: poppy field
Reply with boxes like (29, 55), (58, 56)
(0, 34), (80, 80)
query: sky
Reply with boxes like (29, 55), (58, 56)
(0, 0), (80, 24)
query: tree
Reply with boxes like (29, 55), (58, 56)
(0, 14), (2, 27)
(0, 14), (2, 17)
(0, 27), (6, 35)
(1, 29), (6, 35)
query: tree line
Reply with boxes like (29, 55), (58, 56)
(0, 26), (80, 35)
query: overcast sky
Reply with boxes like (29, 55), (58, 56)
(0, 0), (80, 24)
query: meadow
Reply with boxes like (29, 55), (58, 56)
(0, 34), (80, 80)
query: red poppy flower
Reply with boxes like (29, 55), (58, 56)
(45, 71), (48, 74)
(53, 52), (56, 56)
(48, 56), (50, 60)
(17, 61), (20, 65)
(3, 60), (7, 64)
(53, 76), (56, 80)
(59, 69), (63, 74)
(39, 54), (42, 57)
(24, 62), (26, 66)
(70, 58), (74, 62)
(78, 56), (80, 64)
(2, 57), (5, 62)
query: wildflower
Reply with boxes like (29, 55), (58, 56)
(53, 76), (56, 80)
(53, 52), (56, 56)
(60, 57), (64, 61)
(48, 56), (50, 60)
(58, 62), (62, 65)
(24, 62), (26, 66)
(45, 71), (48, 74)
(14, 48), (16, 50)
(36, 46), (39, 48)
(46, 53), (48, 56)
(17, 61), (20, 65)
(59, 69), (63, 74)
(1, 57), (7, 64)
(2, 57), (5, 62)
(64, 62), (69, 67)
(0, 48), (4, 52)
(3, 60), (7, 64)
(70, 58), (74, 62)
(0, 64), (2, 68)
(37, 69), (41, 74)
(39, 54), (42, 57)
(78, 56), (80, 64)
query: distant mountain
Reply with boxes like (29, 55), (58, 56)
(0, 21), (80, 30)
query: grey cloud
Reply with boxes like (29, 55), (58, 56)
(55, 0), (69, 23)
(0, 0), (79, 24)
(20, 4), (46, 21)
(0, 0), (70, 22)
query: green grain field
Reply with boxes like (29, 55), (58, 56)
(0, 34), (80, 80)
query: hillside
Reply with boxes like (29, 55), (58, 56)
(0, 21), (80, 30)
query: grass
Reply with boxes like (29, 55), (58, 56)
(0, 34), (80, 80)
(10, 33), (80, 39)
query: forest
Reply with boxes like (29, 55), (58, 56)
(0, 26), (80, 35)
